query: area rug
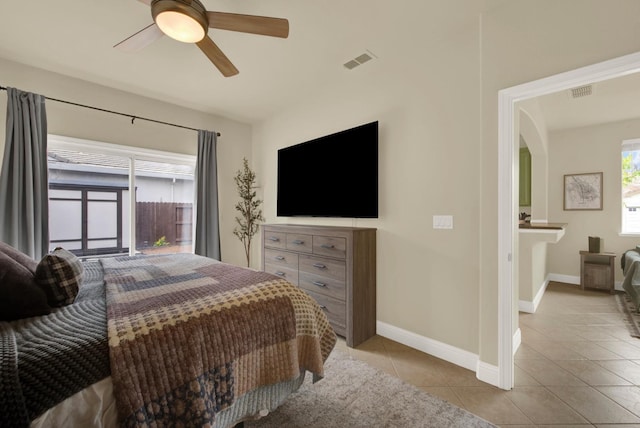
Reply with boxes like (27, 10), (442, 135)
(246, 349), (496, 428)
(616, 292), (640, 338)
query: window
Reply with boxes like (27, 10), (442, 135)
(49, 184), (128, 256)
(622, 139), (640, 234)
(133, 159), (195, 255)
(47, 135), (196, 256)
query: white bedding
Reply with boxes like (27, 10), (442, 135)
(31, 378), (117, 428)
(30, 372), (306, 428)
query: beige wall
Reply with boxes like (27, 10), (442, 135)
(0, 58), (253, 267)
(518, 238), (548, 303)
(253, 23), (482, 354)
(252, 0), (640, 368)
(547, 118), (640, 279)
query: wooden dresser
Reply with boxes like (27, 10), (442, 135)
(261, 224), (376, 347)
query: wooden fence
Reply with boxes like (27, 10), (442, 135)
(136, 202), (193, 248)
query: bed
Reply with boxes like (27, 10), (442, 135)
(622, 247), (640, 312)
(0, 248), (336, 428)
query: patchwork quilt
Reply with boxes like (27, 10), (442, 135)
(102, 254), (336, 427)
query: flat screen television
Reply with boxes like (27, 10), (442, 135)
(277, 121), (378, 218)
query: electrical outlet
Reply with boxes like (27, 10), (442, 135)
(433, 215), (453, 229)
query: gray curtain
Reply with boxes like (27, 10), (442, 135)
(0, 87), (49, 259)
(194, 130), (221, 260)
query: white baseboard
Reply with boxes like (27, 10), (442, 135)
(376, 321), (499, 388)
(475, 329), (518, 387)
(519, 272), (617, 313)
(548, 273), (579, 285)
(518, 300), (534, 313)
(518, 279), (549, 313)
(513, 328), (522, 355)
(375, 271), (623, 390)
(547, 273), (624, 291)
(376, 321), (478, 371)
(476, 360), (500, 387)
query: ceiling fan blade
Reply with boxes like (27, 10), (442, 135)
(137, 0), (151, 5)
(207, 12), (289, 38)
(114, 23), (164, 52)
(196, 36), (239, 77)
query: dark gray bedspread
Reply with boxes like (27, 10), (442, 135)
(0, 261), (110, 428)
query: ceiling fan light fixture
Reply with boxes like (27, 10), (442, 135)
(119, 0), (289, 77)
(151, 0), (208, 43)
(155, 11), (205, 42)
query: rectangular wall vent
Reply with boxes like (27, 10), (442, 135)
(570, 84), (593, 98)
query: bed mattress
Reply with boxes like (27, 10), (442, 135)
(1, 255), (335, 427)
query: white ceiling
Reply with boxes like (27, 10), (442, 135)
(0, 0), (504, 124)
(1, 1), (637, 128)
(536, 71), (640, 132)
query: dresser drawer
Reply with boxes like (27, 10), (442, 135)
(286, 233), (313, 253)
(264, 248), (298, 270)
(299, 271), (346, 301)
(299, 255), (346, 282)
(264, 263), (298, 285)
(313, 235), (347, 259)
(305, 289), (346, 335)
(264, 231), (287, 249)
(261, 224), (376, 347)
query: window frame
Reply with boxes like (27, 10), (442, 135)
(621, 138), (640, 236)
(48, 134), (197, 256)
(49, 183), (127, 256)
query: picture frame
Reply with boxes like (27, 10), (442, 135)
(563, 172), (603, 210)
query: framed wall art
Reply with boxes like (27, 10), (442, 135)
(563, 172), (603, 210)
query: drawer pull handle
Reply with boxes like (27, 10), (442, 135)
(312, 281), (327, 287)
(319, 305), (327, 310)
(275, 271), (286, 277)
(313, 263), (327, 269)
(275, 256), (285, 261)
(292, 240), (305, 245)
(268, 237), (280, 242)
(320, 244), (335, 249)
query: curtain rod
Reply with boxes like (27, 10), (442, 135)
(0, 85), (220, 137)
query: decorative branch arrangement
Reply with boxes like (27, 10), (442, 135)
(233, 158), (264, 267)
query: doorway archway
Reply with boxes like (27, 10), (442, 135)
(497, 51), (640, 389)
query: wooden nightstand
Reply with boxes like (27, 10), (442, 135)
(579, 251), (616, 294)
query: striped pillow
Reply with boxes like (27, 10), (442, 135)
(35, 248), (84, 307)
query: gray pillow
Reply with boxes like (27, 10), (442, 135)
(0, 241), (37, 273)
(35, 248), (84, 307)
(0, 251), (51, 321)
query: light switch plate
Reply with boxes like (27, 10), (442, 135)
(433, 215), (453, 229)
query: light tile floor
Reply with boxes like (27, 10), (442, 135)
(336, 282), (640, 427)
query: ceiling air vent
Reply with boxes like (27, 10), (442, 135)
(569, 84), (593, 98)
(343, 50), (377, 70)
(344, 60), (360, 70)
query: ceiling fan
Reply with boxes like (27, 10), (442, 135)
(114, 0), (289, 77)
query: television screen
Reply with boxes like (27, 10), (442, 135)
(277, 121), (378, 218)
